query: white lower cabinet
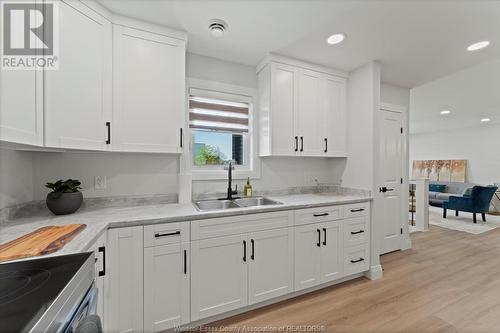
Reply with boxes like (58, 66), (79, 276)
(294, 220), (343, 291)
(105, 226), (143, 333)
(144, 242), (190, 332)
(191, 234), (248, 321)
(92, 232), (107, 324)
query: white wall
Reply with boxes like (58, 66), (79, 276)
(381, 83), (409, 108)
(0, 148), (34, 209)
(411, 125), (500, 184)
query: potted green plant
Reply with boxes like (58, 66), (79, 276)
(45, 179), (83, 215)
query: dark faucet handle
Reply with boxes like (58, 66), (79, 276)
(232, 184), (238, 194)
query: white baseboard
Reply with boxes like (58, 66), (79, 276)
(365, 264), (383, 280)
(401, 237), (412, 250)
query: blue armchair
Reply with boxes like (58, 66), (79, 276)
(443, 185), (498, 223)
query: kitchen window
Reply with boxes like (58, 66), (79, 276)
(187, 79), (259, 180)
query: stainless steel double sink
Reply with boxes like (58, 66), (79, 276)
(193, 197), (283, 211)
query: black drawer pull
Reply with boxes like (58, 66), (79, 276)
(317, 229), (321, 247)
(251, 239), (255, 260)
(350, 258), (365, 263)
(105, 122), (111, 144)
(154, 231), (180, 238)
(313, 213), (329, 217)
(183, 249), (187, 274)
(294, 136), (298, 152)
(350, 208), (365, 213)
(324, 138), (328, 153)
(98, 246), (106, 277)
(351, 230), (365, 235)
(322, 228), (326, 246)
(300, 136), (304, 152)
(243, 240), (247, 262)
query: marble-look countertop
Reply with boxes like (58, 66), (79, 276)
(0, 193), (371, 262)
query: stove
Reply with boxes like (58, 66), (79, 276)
(0, 252), (95, 333)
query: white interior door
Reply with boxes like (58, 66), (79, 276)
(248, 228), (294, 304)
(379, 110), (404, 254)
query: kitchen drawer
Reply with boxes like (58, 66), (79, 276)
(294, 206), (343, 226)
(144, 222), (189, 248)
(344, 217), (369, 247)
(191, 210), (293, 240)
(343, 202), (370, 218)
(344, 243), (370, 276)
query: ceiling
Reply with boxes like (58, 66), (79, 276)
(98, 0), (500, 88)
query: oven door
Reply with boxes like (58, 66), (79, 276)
(64, 284), (100, 333)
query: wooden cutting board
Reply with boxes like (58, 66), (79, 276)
(0, 224), (86, 262)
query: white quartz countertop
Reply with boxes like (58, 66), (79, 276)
(0, 193), (371, 262)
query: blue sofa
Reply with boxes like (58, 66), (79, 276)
(428, 181), (475, 206)
(443, 185), (498, 223)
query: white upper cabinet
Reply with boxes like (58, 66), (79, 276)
(112, 25), (186, 153)
(44, 0), (111, 150)
(257, 55), (348, 157)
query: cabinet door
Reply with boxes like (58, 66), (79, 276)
(270, 63), (297, 156)
(319, 221), (344, 284)
(113, 25), (185, 153)
(44, 0), (111, 150)
(105, 227), (143, 333)
(297, 69), (324, 156)
(0, 70), (43, 146)
(191, 235), (248, 321)
(93, 232), (107, 325)
(322, 75), (347, 157)
(248, 228), (294, 304)
(294, 224), (321, 291)
(144, 242), (189, 332)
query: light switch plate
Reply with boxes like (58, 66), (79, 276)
(95, 176), (107, 190)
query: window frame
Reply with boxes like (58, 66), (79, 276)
(186, 78), (261, 180)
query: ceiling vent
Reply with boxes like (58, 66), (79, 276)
(208, 19), (228, 38)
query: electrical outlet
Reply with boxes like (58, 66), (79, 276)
(95, 176), (107, 190)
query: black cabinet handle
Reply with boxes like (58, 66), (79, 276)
(251, 239), (255, 260)
(317, 229), (321, 247)
(154, 231), (180, 238)
(324, 138), (328, 153)
(350, 258), (365, 263)
(313, 213), (329, 217)
(179, 128), (183, 148)
(351, 230), (365, 235)
(322, 228), (327, 246)
(183, 249), (187, 274)
(379, 187), (394, 193)
(243, 240), (247, 262)
(300, 136), (304, 152)
(294, 136), (298, 152)
(350, 208), (365, 213)
(98, 246), (106, 277)
(105, 122), (111, 144)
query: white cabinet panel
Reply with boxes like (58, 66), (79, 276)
(144, 242), (189, 332)
(344, 243), (370, 276)
(44, 0), (111, 150)
(113, 26), (185, 153)
(248, 228), (294, 304)
(297, 69), (323, 156)
(319, 221), (343, 283)
(191, 235), (248, 321)
(0, 70), (43, 145)
(322, 75), (347, 157)
(105, 227), (143, 333)
(294, 224), (321, 291)
(93, 232), (107, 325)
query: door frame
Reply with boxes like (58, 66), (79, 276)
(378, 103), (411, 252)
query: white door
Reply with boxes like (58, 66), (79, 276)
(319, 221), (344, 283)
(248, 228), (294, 304)
(113, 26), (185, 153)
(322, 75), (347, 157)
(190, 235), (248, 321)
(105, 227), (143, 333)
(93, 232), (107, 325)
(144, 242), (189, 332)
(297, 69), (323, 156)
(270, 63), (297, 156)
(44, 0), (111, 150)
(379, 110), (404, 254)
(294, 224), (321, 291)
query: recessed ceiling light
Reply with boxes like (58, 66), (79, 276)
(440, 110), (451, 115)
(480, 118), (491, 122)
(208, 19), (228, 38)
(327, 33), (345, 45)
(467, 41), (490, 52)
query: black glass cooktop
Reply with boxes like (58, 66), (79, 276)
(0, 252), (91, 333)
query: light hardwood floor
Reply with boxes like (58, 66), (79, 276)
(207, 226), (500, 332)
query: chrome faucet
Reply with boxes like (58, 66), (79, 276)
(224, 161), (238, 200)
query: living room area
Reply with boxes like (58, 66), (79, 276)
(409, 56), (500, 234)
